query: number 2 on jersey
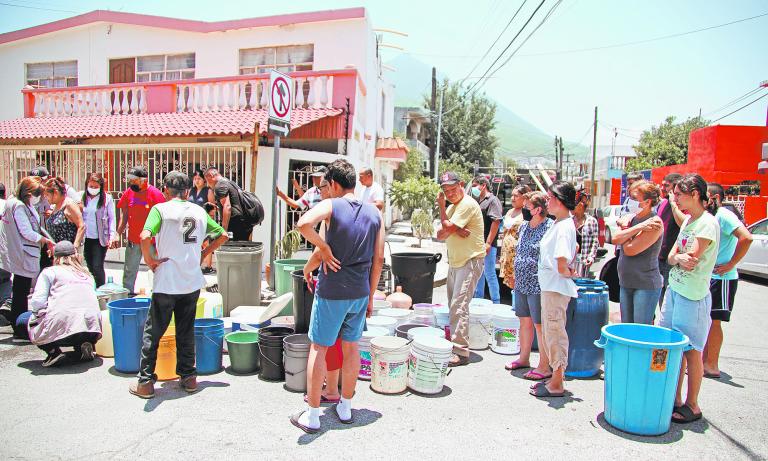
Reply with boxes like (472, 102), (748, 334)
(182, 217), (197, 244)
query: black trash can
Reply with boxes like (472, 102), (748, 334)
(390, 252), (442, 304)
(291, 269), (315, 334)
(258, 326), (294, 381)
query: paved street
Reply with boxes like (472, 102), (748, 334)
(1, 269), (766, 461)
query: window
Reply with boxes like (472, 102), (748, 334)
(135, 53), (195, 82)
(751, 220), (768, 236)
(239, 45), (314, 75)
(26, 61), (78, 88)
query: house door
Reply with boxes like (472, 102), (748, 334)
(109, 58), (136, 84)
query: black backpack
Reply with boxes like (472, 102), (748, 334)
(226, 181), (264, 226)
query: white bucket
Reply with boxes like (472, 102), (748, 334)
(367, 315), (397, 335)
(373, 300), (392, 315)
(488, 304), (515, 345)
(470, 298), (493, 307)
(490, 310), (521, 355)
(358, 326), (389, 380)
(407, 326), (445, 341)
(407, 335), (453, 394)
(468, 306), (493, 350)
(378, 308), (412, 327)
(410, 312), (436, 327)
(370, 336), (410, 394)
(434, 306), (451, 340)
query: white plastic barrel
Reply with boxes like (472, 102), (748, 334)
(407, 335), (453, 394)
(378, 308), (411, 328)
(358, 326), (389, 380)
(490, 310), (521, 355)
(370, 336), (410, 394)
(468, 306), (492, 350)
(367, 316), (397, 335)
(407, 326), (445, 341)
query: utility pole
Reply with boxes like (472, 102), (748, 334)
(554, 137), (559, 179)
(434, 87), (444, 181)
(430, 67), (437, 178)
(558, 136), (564, 181)
(590, 106), (598, 196)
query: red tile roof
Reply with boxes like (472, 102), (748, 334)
(375, 137), (408, 162)
(0, 109), (343, 140)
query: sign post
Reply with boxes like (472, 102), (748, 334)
(267, 70), (293, 288)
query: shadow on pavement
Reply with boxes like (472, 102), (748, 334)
(706, 371), (744, 389)
(468, 351), (484, 364)
(296, 408), (383, 445)
(407, 385), (452, 399)
(18, 356), (104, 375)
(224, 367), (260, 377)
(143, 380), (230, 412)
(108, 366), (137, 378)
(595, 411), (708, 443)
(0, 335), (31, 346)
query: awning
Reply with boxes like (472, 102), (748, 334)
(0, 108), (343, 140)
(375, 137), (408, 162)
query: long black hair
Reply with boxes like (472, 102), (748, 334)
(706, 182), (725, 216)
(82, 173), (106, 209)
(675, 174), (709, 208)
(549, 180), (577, 211)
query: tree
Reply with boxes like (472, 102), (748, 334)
(626, 116), (709, 171)
(424, 79), (499, 170)
(394, 148), (424, 181)
(438, 159), (473, 185)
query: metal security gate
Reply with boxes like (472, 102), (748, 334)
(286, 159), (328, 250)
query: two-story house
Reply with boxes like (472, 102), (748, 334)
(0, 7), (404, 259)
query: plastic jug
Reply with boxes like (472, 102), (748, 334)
(386, 286), (412, 309)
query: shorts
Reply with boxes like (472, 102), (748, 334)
(659, 289), (712, 352)
(709, 278), (738, 322)
(308, 294), (368, 347)
(514, 291), (542, 324)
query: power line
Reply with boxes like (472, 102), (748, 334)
(711, 91), (768, 123)
(703, 86), (764, 117)
(0, 1), (77, 13)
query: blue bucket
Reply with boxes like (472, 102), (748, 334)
(195, 318), (225, 374)
(108, 297), (150, 373)
(565, 279), (610, 378)
(595, 323), (691, 436)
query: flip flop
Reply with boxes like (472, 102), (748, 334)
(303, 394), (341, 404)
(529, 381), (549, 390)
(704, 371), (721, 379)
(529, 385), (565, 398)
(289, 411), (320, 434)
(671, 405), (702, 424)
(334, 404), (354, 425)
(505, 360), (531, 371)
(523, 370), (552, 381)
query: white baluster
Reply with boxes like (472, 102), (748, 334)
(238, 82), (247, 110)
(33, 93), (42, 117)
(319, 76), (329, 108)
(216, 83), (225, 111)
(306, 77), (316, 108)
(220, 83), (230, 111)
(294, 78), (305, 109)
(102, 91), (111, 115)
(43, 95), (52, 117)
(260, 81), (268, 109)
(248, 81), (257, 110)
(112, 89), (120, 114)
(185, 86), (194, 114)
(177, 85), (185, 112)
(326, 76), (334, 109)
(65, 93), (74, 116)
(139, 88), (147, 113)
(203, 84), (212, 112)
(129, 89), (138, 114)
(193, 85), (202, 112)
(87, 92), (95, 115)
(229, 82), (237, 110)
(120, 90), (129, 114)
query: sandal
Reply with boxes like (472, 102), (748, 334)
(505, 360), (530, 371)
(529, 385), (565, 398)
(523, 370), (552, 381)
(672, 405), (702, 424)
(289, 411), (320, 434)
(303, 394), (341, 404)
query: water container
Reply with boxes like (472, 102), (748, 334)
(274, 259), (308, 315)
(565, 279), (610, 378)
(370, 336), (410, 394)
(216, 241), (263, 315)
(390, 252), (442, 304)
(283, 334), (311, 392)
(490, 310), (521, 355)
(395, 323), (428, 339)
(95, 309), (114, 357)
(155, 326), (178, 381)
(198, 290), (224, 318)
(470, 298), (493, 307)
(368, 315), (397, 335)
(407, 326), (444, 341)
(195, 318), (225, 374)
(258, 326), (294, 381)
(468, 305), (492, 350)
(108, 297), (150, 374)
(433, 306), (451, 340)
(96, 276), (130, 311)
(595, 324), (691, 436)
(386, 286), (413, 309)
(408, 336), (453, 394)
(291, 269), (314, 334)
(225, 331), (260, 374)
(378, 308), (411, 327)
(358, 326), (390, 380)
(372, 299), (391, 316)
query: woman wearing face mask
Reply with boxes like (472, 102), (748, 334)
(80, 173), (117, 288)
(0, 176), (55, 337)
(611, 180), (664, 324)
(572, 190), (599, 277)
(42, 177), (85, 248)
(505, 191), (553, 377)
(498, 185), (530, 289)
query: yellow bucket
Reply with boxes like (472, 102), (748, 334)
(95, 310), (113, 358)
(155, 326), (178, 381)
(168, 298), (207, 327)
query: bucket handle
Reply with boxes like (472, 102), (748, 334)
(417, 353), (450, 377)
(594, 336), (607, 349)
(683, 344), (694, 352)
(258, 343), (283, 369)
(429, 253), (443, 264)
(197, 333), (223, 347)
(376, 339), (413, 354)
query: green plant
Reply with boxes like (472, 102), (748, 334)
(394, 147), (425, 181)
(410, 208), (434, 247)
(275, 229), (302, 259)
(389, 176), (440, 216)
(438, 159), (474, 185)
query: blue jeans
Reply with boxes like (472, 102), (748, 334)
(474, 246), (500, 304)
(620, 286), (662, 324)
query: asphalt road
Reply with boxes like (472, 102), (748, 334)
(1, 274), (766, 460)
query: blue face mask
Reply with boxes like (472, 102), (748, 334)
(471, 186), (481, 198)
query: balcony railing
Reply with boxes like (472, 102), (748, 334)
(23, 69), (365, 118)
(405, 138), (429, 155)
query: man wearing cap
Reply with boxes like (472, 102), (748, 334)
(117, 166), (165, 296)
(130, 171), (228, 398)
(276, 167), (326, 211)
(29, 166), (81, 203)
(437, 172), (486, 367)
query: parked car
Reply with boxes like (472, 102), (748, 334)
(737, 217), (768, 279)
(597, 205), (623, 243)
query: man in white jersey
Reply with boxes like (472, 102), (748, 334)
(129, 171), (228, 399)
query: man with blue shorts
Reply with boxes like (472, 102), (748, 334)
(290, 159), (385, 434)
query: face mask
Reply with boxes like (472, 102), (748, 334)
(522, 207), (533, 221)
(626, 199), (641, 214)
(29, 195), (41, 206)
(87, 187), (100, 196)
(470, 186), (481, 198)
(129, 184), (141, 192)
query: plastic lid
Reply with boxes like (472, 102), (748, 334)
(433, 306), (450, 316)
(368, 315), (396, 325)
(362, 326), (389, 338)
(492, 310), (517, 320)
(408, 327), (444, 339)
(370, 335), (409, 349)
(411, 335), (452, 351)
(379, 308), (411, 318)
(469, 305), (492, 316)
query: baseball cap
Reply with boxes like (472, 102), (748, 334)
(163, 170), (191, 191)
(126, 166), (148, 181)
(310, 166), (327, 178)
(29, 166), (50, 178)
(53, 241), (76, 257)
(439, 171), (460, 186)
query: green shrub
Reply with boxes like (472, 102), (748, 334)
(389, 176), (440, 216)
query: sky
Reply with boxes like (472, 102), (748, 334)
(1, 0), (767, 147)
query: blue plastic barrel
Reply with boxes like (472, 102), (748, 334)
(595, 323), (691, 435)
(565, 278), (609, 378)
(108, 297), (150, 373)
(195, 318), (225, 374)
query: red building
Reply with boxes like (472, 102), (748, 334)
(652, 125), (768, 225)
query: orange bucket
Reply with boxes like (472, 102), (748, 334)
(155, 326), (178, 381)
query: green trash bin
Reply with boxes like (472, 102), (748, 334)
(274, 259), (308, 315)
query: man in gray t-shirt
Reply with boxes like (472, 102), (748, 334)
(471, 176), (503, 304)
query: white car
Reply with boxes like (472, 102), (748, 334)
(738, 218), (768, 279)
(599, 205), (624, 241)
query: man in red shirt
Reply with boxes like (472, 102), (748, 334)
(117, 166), (165, 295)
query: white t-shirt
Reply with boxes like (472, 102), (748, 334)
(357, 182), (384, 205)
(537, 217), (578, 298)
